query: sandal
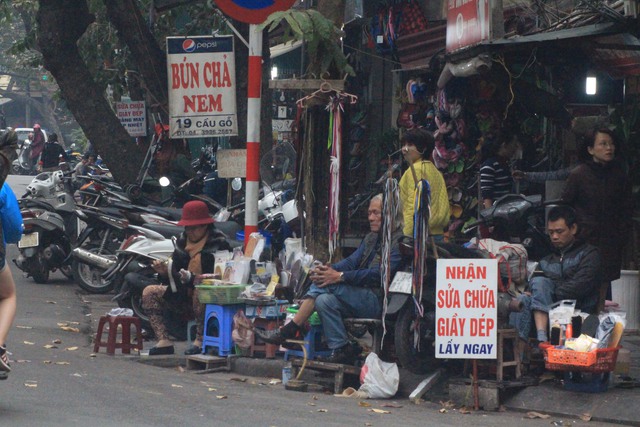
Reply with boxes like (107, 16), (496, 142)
(184, 345), (202, 355)
(0, 346), (11, 372)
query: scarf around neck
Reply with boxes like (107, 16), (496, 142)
(185, 232), (208, 276)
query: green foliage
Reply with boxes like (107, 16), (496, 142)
(258, 9), (354, 78)
(68, 127), (88, 151)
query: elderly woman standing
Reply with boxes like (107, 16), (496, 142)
(562, 128), (633, 311)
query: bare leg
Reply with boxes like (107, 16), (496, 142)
(0, 266), (17, 345)
(533, 310), (548, 341)
(293, 298), (315, 326)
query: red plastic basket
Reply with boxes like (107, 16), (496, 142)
(539, 343), (620, 372)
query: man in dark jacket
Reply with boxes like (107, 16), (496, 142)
(256, 194), (403, 365)
(39, 133), (67, 171)
(527, 205), (601, 342)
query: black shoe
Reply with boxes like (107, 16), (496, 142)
(184, 345), (202, 355)
(254, 321), (303, 346)
(148, 345), (175, 356)
(319, 342), (361, 365)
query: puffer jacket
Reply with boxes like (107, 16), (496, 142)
(399, 159), (450, 236)
(162, 226), (231, 303)
(539, 239), (601, 312)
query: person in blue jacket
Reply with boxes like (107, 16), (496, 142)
(256, 194), (403, 365)
(0, 179), (23, 375)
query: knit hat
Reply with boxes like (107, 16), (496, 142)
(177, 201), (214, 226)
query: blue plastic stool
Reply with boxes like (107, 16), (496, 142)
(284, 324), (332, 361)
(203, 304), (243, 356)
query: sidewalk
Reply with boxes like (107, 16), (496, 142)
(502, 334), (640, 426)
(86, 293), (640, 425)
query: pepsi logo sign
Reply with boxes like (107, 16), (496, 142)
(182, 39), (196, 52)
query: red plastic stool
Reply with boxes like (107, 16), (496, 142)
(94, 316), (143, 355)
(251, 318), (281, 358)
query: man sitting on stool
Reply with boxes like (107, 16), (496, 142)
(256, 194), (403, 365)
(511, 205), (601, 342)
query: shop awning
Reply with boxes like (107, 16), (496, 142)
(481, 22), (620, 46)
(478, 21), (640, 79)
(590, 33), (640, 78)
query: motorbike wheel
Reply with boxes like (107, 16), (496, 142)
(394, 305), (438, 375)
(31, 252), (50, 284)
(71, 246), (116, 294)
(119, 293), (152, 333)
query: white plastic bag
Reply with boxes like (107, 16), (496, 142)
(358, 353), (399, 399)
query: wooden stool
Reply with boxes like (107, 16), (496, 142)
(496, 328), (521, 381)
(251, 318), (280, 358)
(94, 316), (143, 355)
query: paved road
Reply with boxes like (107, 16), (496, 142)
(0, 175), (620, 426)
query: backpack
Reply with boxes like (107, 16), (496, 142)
(472, 238), (528, 294)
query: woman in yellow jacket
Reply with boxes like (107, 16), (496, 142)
(399, 129), (450, 240)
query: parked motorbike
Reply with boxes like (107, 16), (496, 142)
(69, 204), (131, 293)
(12, 139), (37, 175)
(462, 193), (554, 261)
(103, 225), (176, 333)
(13, 171), (78, 283)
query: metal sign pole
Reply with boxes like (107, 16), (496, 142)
(244, 25), (263, 246)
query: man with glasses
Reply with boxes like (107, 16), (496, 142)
(512, 205), (601, 343)
(256, 194), (403, 364)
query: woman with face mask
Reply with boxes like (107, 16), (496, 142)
(562, 128), (632, 311)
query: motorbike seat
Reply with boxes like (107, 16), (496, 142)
(143, 223), (183, 238)
(143, 206), (183, 221)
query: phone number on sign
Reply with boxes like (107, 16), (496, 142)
(173, 128), (236, 137)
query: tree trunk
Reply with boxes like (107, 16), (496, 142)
(103, 0), (168, 114)
(301, 0), (345, 260)
(36, 0), (143, 185)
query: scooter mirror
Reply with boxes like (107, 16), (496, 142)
(159, 176), (171, 187)
(231, 177), (242, 191)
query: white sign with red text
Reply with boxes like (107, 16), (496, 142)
(116, 100), (147, 137)
(435, 258), (498, 359)
(446, 0), (491, 53)
(166, 35), (237, 138)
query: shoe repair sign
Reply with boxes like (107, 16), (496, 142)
(115, 100), (147, 137)
(435, 258), (498, 359)
(167, 35), (237, 138)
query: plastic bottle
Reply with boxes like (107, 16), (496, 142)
(282, 361), (292, 385)
(566, 323), (573, 340)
